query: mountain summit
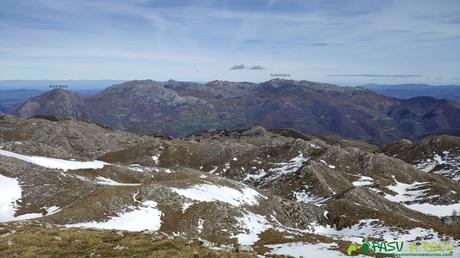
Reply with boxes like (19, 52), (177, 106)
(15, 88), (85, 118)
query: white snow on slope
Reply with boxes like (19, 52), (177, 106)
(171, 184), (263, 207)
(385, 181), (429, 203)
(320, 159), (336, 169)
(10, 206), (61, 221)
(416, 152), (460, 181)
(352, 176), (374, 187)
(417, 153), (446, 172)
(402, 202), (460, 217)
(266, 242), (349, 258)
(197, 218), (204, 234)
(384, 181), (460, 217)
(258, 153), (308, 183)
(95, 176), (141, 186)
(243, 170), (267, 181)
(151, 155), (159, 165)
(293, 189), (323, 204)
(127, 164), (143, 172)
(233, 211), (272, 245)
(0, 174), (60, 222)
(67, 200), (162, 231)
(0, 174), (21, 222)
(310, 219), (444, 243)
(0, 150), (107, 171)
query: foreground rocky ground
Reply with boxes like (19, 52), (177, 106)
(0, 221), (257, 257)
(0, 114), (459, 257)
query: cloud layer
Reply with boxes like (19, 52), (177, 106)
(0, 0), (459, 84)
(249, 65), (266, 70)
(230, 64), (246, 70)
(230, 64), (266, 71)
(329, 74), (422, 78)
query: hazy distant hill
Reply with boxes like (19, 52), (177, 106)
(0, 80), (109, 112)
(363, 84), (460, 101)
(0, 89), (44, 112)
(12, 79), (460, 144)
(0, 80), (124, 90)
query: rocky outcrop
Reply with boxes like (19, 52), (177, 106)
(380, 135), (460, 181)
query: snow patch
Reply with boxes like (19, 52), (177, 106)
(11, 206), (61, 221)
(263, 153), (308, 182)
(384, 180), (460, 216)
(0, 174), (21, 222)
(416, 152), (460, 181)
(127, 164), (143, 172)
(385, 181), (429, 203)
(0, 150), (107, 171)
(243, 170), (267, 182)
(171, 184), (263, 207)
(182, 202), (193, 212)
(293, 189), (323, 205)
(352, 176), (374, 187)
(67, 200), (162, 231)
(232, 211), (272, 245)
(310, 219), (444, 243)
(197, 218), (204, 234)
(95, 177), (141, 186)
(267, 242), (347, 258)
(402, 203), (460, 217)
(0, 174), (61, 222)
(151, 155), (159, 165)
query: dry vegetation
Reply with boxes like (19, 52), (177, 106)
(0, 221), (257, 258)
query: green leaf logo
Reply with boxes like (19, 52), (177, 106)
(361, 239), (370, 254)
(347, 243), (359, 256)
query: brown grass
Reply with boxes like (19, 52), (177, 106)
(0, 221), (257, 258)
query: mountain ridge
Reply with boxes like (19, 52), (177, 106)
(363, 83), (460, 101)
(12, 79), (460, 144)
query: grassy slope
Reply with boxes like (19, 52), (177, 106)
(0, 221), (258, 258)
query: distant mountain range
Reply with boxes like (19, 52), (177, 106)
(363, 83), (460, 101)
(10, 79), (460, 144)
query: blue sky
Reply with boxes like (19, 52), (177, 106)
(0, 0), (459, 85)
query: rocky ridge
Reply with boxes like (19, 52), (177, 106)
(13, 79), (460, 144)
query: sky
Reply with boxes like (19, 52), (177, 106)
(0, 0), (459, 85)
